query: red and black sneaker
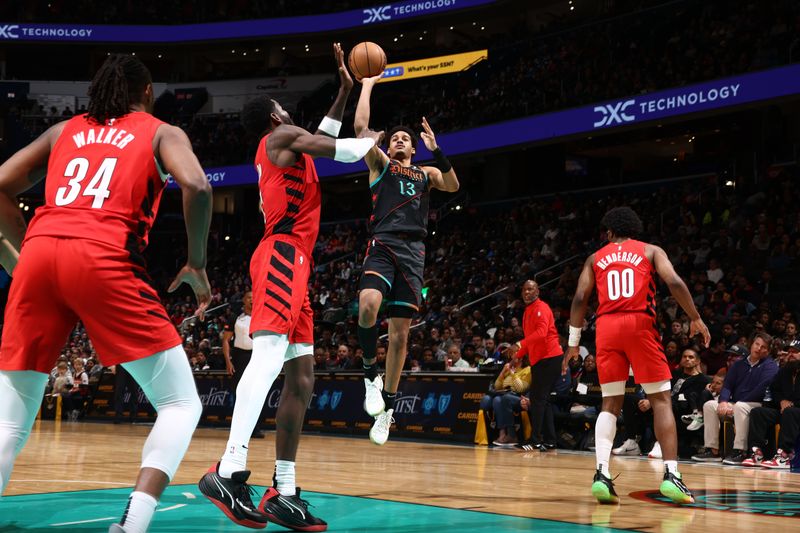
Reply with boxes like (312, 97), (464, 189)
(198, 463), (268, 529)
(258, 486), (328, 532)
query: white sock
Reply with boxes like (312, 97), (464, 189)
(275, 460), (296, 496)
(219, 333), (288, 478)
(120, 491), (158, 533)
(664, 460), (679, 475)
(219, 442), (249, 478)
(595, 411), (617, 477)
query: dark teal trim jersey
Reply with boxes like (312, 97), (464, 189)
(368, 159), (429, 238)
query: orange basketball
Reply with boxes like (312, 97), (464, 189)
(348, 42), (387, 81)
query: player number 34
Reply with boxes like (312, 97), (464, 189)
(55, 157), (117, 209)
(607, 268), (635, 300)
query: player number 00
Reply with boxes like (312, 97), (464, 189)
(607, 268), (634, 300)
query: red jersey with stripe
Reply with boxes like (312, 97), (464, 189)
(592, 239), (656, 316)
(25, 112), (167, 251)
(254, 134), (321, 256)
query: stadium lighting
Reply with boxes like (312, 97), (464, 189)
(725, 180), (735, 187)
(394, 37), (398, 42)
(255, 48), (260, 52)
(23, 206), (29, 212)
(449, 26), (454, 30)
(455, 205), (462, 210)
(481, 26), (485, 30)
(157, 54), (162, 59)
(18, 202), (23, 208)
(225, 235), (231, 241)
(281, 46), (286, 50)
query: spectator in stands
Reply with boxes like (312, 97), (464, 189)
(447, 345), (470, 370)
(743, 339), (800, 468)
(692, 333), (779, 464)
(490, 355), (532, 448)
(670, 348), (711, 457)
(570, 354), (602, 418)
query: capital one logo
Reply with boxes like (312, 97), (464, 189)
(593, 99), (636, 128)
(363, 6), (392, 23)
(0, 25), (20, 39)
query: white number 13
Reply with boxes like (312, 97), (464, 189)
(55, 157), (117, 209)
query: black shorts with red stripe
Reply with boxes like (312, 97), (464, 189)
(250, 236), (313, 344)
(358, 232), (424, 318)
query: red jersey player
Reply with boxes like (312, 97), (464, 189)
(199, 43), (382, 532)
(565, 206), (710, 506)
(0, 54), (211, 533)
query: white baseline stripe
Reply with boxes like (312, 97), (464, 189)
(182, 492), (196, 499)
(51, 517), (116, 527)
(158, 503), (187, 512)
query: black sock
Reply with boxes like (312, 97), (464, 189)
(358, 324), (379, 380)
(382, 390), (397, 410)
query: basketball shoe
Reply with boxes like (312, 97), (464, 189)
(198, 463), (268, 529)
(659, 470), (694, 504)
(761, 449), (794, 469)
(258, 485), (327, 532)
(612, 438), (640, 456)
(741, 447), (764, 467)
(364, 375), (385, 416)
(370, 408), (394, 445)
(591, 469), (619, 504)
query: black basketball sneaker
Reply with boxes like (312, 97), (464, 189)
(258, 486), (328, 532)
(591, 468), (619, 504)
(198, 463), (268, 529)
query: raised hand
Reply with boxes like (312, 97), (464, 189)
(168, 263), (211, 321)
(333, 42), (353, 93)
(420, 116), (438, 151)
(358, 128), (385, 146)
(563, 346), (580, 375)
(360, 74), (383, 86)
(690, 317), (711, 348)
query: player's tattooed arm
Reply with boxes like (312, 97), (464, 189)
(420, 117), (458, 192)
(354, 75), (389, 175)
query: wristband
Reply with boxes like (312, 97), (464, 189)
(334, 137), (375, 163)
(318, 116), (342, 138)
(432, 147), (452, 173)
(568, 325), (582, 347)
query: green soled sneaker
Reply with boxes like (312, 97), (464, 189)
(591, 469), (619, 504)
(660, 470), (694, 504)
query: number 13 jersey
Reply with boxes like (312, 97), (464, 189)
(369, 159), (429, 238)
(25, 112), (168, 251)
(592, 239), (656, 317)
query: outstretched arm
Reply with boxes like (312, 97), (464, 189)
(315, 43), (353, 138)
(420, 117), (458, 192)
(354, 75), (389, 173)
(650, 244), (710, 347)
(268, 124), (383, 166)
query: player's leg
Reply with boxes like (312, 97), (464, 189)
(108, 345), (202, 533)
(358, 239), (393, 416)
(591, 315), (629, 504)
(0, 371), (49, 497)
(527, 355), (563, 448)
(368, 314), (412, 445)
(630, 315), (693, 504)
(257, 307), (327, 532)
(0, 236), (77, 497)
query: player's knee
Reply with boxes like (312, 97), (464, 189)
(358, 295), (381, 321)
(287, 370), (315, 400)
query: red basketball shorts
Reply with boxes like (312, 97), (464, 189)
(595, 313), (671, 385)
(250, 236), (313, 344)
(0, 236), (181, 373)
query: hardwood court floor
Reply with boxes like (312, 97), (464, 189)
(3, 420), (800, 532)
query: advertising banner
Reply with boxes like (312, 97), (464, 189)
(165, 64), (800, 188)
(0, 0), (496, 43)
(379, 50), (488, 83)
(84, 371), (490, 442)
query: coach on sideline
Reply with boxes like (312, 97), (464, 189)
(507, 280), (564, 450)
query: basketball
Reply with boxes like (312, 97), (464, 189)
(348, 41), (387, 81)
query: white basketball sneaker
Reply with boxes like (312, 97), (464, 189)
(364, 375), (385, 416)
(612, 438), (641, 456)
(648, 441), (663, 459)
(369, 409), (394, 446)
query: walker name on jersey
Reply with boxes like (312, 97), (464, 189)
(72, 127), (135, 149)
(389, 162), (425, 181)
(595, 251), (644, 270)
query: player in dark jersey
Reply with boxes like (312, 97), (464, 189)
(0, 54), (211, 533)
(565, 207), (710, 505)
(353, 75), (459, 445)
(199, 44), (382, 532)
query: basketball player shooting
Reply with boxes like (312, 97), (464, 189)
(564, 206), (711, 505)
(354, 74), (459, 446)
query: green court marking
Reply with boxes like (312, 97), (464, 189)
(0, 484), (632, 532)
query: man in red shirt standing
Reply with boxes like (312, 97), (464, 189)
(565, 207), (710, 505)
(507, 280), (563, 450)
(199, 44), (382, 532)
(0, 54), (211, 533)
